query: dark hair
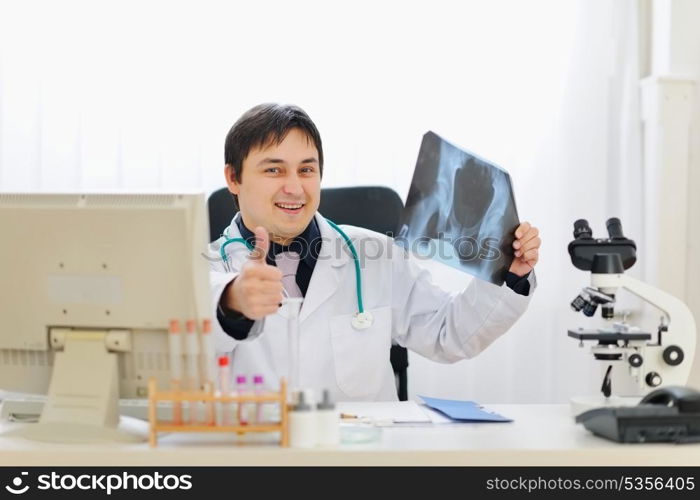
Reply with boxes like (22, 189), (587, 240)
(224, 103), (324, 183)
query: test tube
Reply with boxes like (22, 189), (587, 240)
(253, 374), (264, 424)
(201, 319), (216, 424)
(201, 319), (216, 381)
(236, 375), (248, 425)
(185, 320), (200, 423)
(286, 298), (303, 400)
(183, 320), (198, 390)
(218, 355), (230, 425)
(168, 320), (183, 425)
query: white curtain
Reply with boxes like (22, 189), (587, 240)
(0, 0), (645, 402)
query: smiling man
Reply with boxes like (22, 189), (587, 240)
(207, 103), (540, 402)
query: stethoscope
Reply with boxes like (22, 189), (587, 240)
(218, 218), (374, 331)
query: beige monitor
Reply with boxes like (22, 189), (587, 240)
(0, 193), (211, 442)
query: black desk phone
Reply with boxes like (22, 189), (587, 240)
(576, 386), (700, 443)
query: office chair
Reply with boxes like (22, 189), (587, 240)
(207, 186), (410, 401)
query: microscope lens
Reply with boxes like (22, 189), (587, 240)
(570, 295), (586, 312)
(601, 305), (614, 319)
(582, 301), (598, 317)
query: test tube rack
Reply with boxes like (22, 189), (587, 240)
(147, 377), (289, 447)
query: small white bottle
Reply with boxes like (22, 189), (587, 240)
(316, 389), (340, 447)
(288, 391), (317, 448)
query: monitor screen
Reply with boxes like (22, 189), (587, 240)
(0, 193), (212, 442)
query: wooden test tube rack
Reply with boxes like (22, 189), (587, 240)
(147, 377), (289, 447)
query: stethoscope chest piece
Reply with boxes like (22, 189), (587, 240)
(351, 311), (374, 330)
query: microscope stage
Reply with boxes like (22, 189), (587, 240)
(567, 329), (652, 341)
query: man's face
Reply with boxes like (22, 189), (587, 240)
(226, 127), (321, 245)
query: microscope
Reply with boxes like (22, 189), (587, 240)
(567, 218), (697, 413)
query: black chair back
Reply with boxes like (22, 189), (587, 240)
(208, 188), (238, 242)
(318, 186), (403, 236)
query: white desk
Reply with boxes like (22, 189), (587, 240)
(1, 404), (698, 466)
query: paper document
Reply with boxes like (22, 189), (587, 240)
(419, 396), (512, 422)
(337, 401), (432, 425)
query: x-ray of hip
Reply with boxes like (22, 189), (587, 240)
(396, 131), (519, 285)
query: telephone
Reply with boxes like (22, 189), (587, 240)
(576, 386), (700, 443)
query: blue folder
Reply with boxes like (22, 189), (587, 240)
(419, 396), (512, 422)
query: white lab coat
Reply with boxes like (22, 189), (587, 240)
(207, 213), (534, 401)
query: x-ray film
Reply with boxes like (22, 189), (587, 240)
(397, 131), (519, 285)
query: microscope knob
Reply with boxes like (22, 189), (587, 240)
(628, 353), (643, 368)
(662, 345), (684, 366)
(645, 372), (662, 387)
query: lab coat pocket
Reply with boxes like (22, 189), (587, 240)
(329, 306), (391, 398)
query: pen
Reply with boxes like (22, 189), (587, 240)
(340, 413), (392, 426)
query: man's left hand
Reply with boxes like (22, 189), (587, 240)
(508, 221), (540, 277)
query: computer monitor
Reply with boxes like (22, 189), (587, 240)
(0, 192), (212, 442)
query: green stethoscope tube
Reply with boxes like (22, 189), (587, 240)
(220, 237), (254, 259)
(219, 219), (364, 314)
(325, 219), (364, 314)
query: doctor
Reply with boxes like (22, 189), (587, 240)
(208, 103), (541, 401)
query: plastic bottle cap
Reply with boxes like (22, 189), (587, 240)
(218, 356), (229, 367)
(202, 319), (212, 333)
(236, 375), (247, 384)
(186, 320), (196, 333)
(294, 392), (312, 412)
(317, 389), (335, 410)
(253, 375), (264, 384)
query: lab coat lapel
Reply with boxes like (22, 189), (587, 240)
(299, 213), (351, 323)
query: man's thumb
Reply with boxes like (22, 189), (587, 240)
(250, 226), (270, 263)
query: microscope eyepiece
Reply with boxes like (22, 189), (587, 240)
(573, 219), (593, 239)
(606, 217), (624, 240)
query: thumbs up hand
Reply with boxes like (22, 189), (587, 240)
(224, 226), (284, 320)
